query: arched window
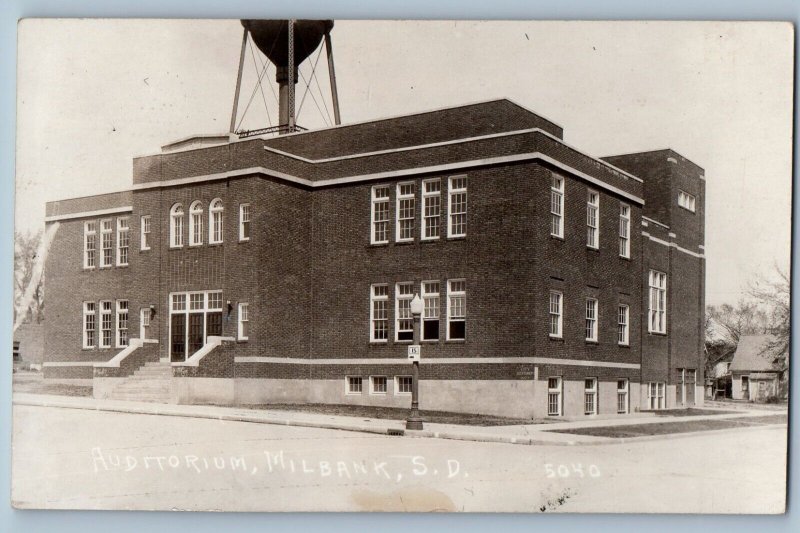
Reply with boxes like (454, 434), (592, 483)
(209, 198), (224, 244)
(170, 203), (184, 247)
(189, 201), (203, 246)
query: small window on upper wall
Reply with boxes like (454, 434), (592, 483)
(678, 190), (696, 212)
(239, 203), (251, 241)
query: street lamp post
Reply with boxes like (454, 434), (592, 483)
(406, 294), (424, 430)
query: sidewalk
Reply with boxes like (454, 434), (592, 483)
(12, 392), (786, 447)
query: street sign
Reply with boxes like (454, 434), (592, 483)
(407, 344), (421, 361)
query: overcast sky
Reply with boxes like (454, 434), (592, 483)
(15, 19), (793, 306)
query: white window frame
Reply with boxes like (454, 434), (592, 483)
(370, 185), (390, 244)
(370, 284), (389, 342)
(547, 377), (563, 416)
(395, 375), (413, 395)
(549, 291), (563, 338)
(116, 300), (129, 348)
(447, 279), (466, 340)
(447, 175), (467, 238)
(209, 198), (224, 244)
(189, 200), (204, 246)
(648, 270), (667, 334)
(100, 218), (113, 268)
(422, 280), (440, 341)
(239, 203), (251, 242)
(99, 300), (113, 348)
(550, 174), (564, 238)
(83, 301), (96, 348)
(619, 203), (630, 258)
(83, 221), (97, 269)
(140, 215), (151, 251)
(170, 203), (184, 248)
(238, 302), (249, 341)
(140, 307), (150, 340)
(678, 190), (696, 212)
(648, 382), (665, 410)
(585, 298), (598, 342)
(617, 304), (630, 346)
(584, 378), (598, 415)
(116, 217), (130, 266)
(395, 282), (414, 342)
(395, 182), (415, 242)
(370, 375), (388, 395)
(586, 190), (599, 249)
(345, 376), (363, 395)
(421, 178), (441, 240)
(617, 379), (629, 414)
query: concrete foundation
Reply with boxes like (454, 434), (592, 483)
(92, 377), (125, 399)
(173, 377), (235, 405)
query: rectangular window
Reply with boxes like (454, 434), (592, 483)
(239, 203), (251, 241)
(83, 302), (96, 348)
(617, 379), (629, 414)
(587, 191), (599, 248)
(140, 307), (150, 340)
(617, 304), (629, 345)
(395, 282), (414, 341)
(371, 185), (390, 244)
(648, 382), (665, 410)
(549, 291), (563, 338)
(116, 300), (129, 347)
(619, 203), (630, 258)
(100, 300), (113, 348)
(396, 182), (415, 242)
(84, 221), (97, 268)
(116, 217), (129, 266)
(100, 219), (113, 267)
(547, 377), (562, 416)
(370, 376), (388, 395)
(585, 298), (598, 342)
(648, 270), (667, 334)
(584, 378), (598, 415)
(678, 190), (696, 212)
(448, 176), (467, 237)
(238, 302), (249, 341)
(447, 279), (467, 340)
(396, 376), (413, 394)
(346, 376), (363, 395)
(422, 179), (441, 240)
(422, 281), (440, 341)
(370, 284), (389, 342)
(550, 174), (565, 238)
(140, 215), (151, 251)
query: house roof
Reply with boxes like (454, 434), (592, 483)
(729, 335), (783, 372)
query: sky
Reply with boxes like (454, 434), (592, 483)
(15, 19), (793, 307)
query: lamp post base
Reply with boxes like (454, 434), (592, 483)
(405, 415), (424, 431)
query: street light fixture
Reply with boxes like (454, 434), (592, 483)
(406, 293), (424, 430)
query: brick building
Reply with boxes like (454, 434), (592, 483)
(42, 98), (706, 418)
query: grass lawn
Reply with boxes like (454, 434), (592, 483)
(12, 372), (92, 397)
(546, 414), (788, 438)
(242, 403), (552, 427)
(651, 408), (738, 416)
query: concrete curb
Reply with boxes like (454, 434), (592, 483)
(12, 395), (787, 447)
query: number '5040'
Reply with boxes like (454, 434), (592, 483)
(544, 464), (601, 478)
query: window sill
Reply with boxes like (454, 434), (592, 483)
(369, 340), (388, 345)
(238, 239), (250, 243)
(168, 246), (183, 250)
(550, 234), (565, 242)
(618, 343), (631, 349)
(619, 255), (631, 261)
(586, 246), (600, 253)
(208, 242), (224, 247)
(140, 247), (151, 252)
(421, 339), (439, 343)
(188, 243), (203, 248)
(394, 240), (415, 246)
(585, 340), (599, 346)
(445, 338), (466, 343)
(99, 266), (113, 270)
(420, 237), (440, 243)
(549, 336), (564, 342)
(648, 331), (668, 337)
(395, 339), (413, 344)
(116, 264), (129, 269)
(237, 339), (248, 343)
(446, 235), (466, 241)
(369, 242), (390, 248)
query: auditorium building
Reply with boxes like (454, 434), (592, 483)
(42, 97), (706, 418)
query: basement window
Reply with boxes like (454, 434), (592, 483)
(395, 376), (412, 395)
(346, 376), (363, 395)
(370, 376), (388, 395)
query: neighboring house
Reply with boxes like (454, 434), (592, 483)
(729, 335), (784, 401)
(12, 323), (44, 370)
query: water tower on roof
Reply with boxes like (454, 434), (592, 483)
(231, 19), (340, 136)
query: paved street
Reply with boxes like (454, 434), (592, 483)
(12, 404), (786, 513)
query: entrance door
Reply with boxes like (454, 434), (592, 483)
(188, 313), (205, 354)
(686, 369), (696, 405)
(170, 314), (186, 362)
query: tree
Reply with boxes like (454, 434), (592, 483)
(748, 265), (790, 368)
(705, 300), (768, 345)
(14, 230), (45, 324)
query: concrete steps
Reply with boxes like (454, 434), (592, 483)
(109, 361), (173, 403)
